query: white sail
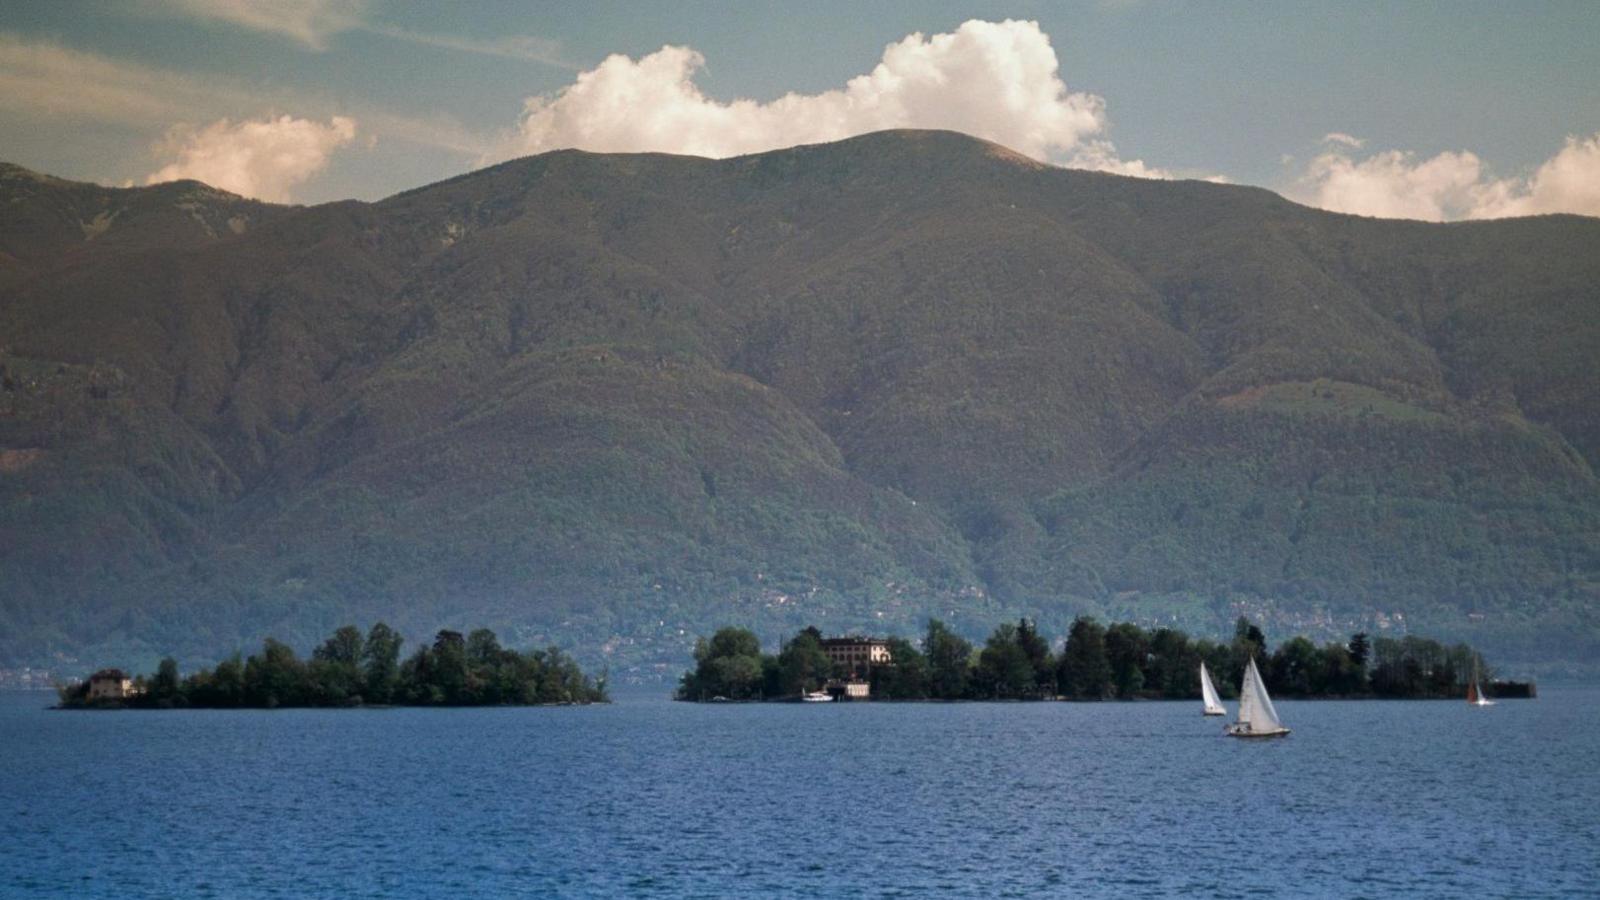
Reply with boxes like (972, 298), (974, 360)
(1247, 659), (1284, 729)
(1228, 657), (1289, 736)
(1199, 662), (1225, 715)
(1469, 658), (1496, 706)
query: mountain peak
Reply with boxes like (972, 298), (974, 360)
(734, 128), (1050, 167)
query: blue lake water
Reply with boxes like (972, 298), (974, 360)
(3, 687), (1597, 898)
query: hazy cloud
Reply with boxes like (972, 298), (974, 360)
(154, 0), (367, 50)
(363, 24), (575, 68)
(1322, 132), (1365, 149)
(0, 33), (481, 159)
(1301, 133), (1600, 221)
(0, 32), (244, 124)
(493, 19), (1162, 176)
(150, 0), (571, 65)
(144, 114), (358, 202)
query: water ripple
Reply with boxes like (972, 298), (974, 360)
(2, 691), (1597, 897)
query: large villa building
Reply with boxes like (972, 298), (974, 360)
(86, 669), (135, 701)
(820, 636), (891, 679)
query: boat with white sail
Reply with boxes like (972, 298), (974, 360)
(1225, 657), (1289, 738)
(1467, 658), (1496, 707)
(1199, 661), (1226, 716)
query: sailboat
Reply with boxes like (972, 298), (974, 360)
(1225, 657), (1290, 738)
(1467, 658), (1496, 707)
(1199, 661), (1226, 716)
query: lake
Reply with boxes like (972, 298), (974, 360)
(2, 687), (1596, 898)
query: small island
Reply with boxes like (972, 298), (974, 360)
(56, 623), (607, 709)
(678, 616), (1531, 702)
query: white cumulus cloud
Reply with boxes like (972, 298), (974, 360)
(1469, 133), (1600, 219)
(493, 19), (1164, 176)
(1303, 146), (1488, 222)
(144, 114), (358, 202)
(1300, 132), (1600, 221)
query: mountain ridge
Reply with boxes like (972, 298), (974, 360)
(2, 130), (1597, 677)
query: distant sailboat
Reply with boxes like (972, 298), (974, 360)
(1225, 657), (1290, 738)
(1199, 661), (1226, 716)
(1467, 658), (1496, 707)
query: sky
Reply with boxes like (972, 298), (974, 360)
(2, 1), (1597, 219)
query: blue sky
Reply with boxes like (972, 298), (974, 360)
(2, 1), (1596, 219)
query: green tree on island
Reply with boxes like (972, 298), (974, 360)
(1105, 622), (1149, 698)
(870, 637), (929, 699)
(362, 622), (404, 704)
(244, 638), (307, 708)
(1144, 628), (1197, 699)
(777, 627), (833, 695)
(1016, 618), (1057, 697)
(974, 622), (1040, 699)
(1058, 617), (1112, 700)
(924, 619), (973, 700)
(1269, 636), (1321, 696)
(310, 624), (366, 705)
(150, 657), (182, 707)
(677, 626), (766, 700)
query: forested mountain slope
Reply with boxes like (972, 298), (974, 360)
(2, 130), (1596, 675)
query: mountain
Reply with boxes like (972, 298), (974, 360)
(2, 131), (1597, 678)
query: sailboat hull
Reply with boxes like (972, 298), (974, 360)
(1203, 709), (1225, 716)
(1225, 724), (1290, 738)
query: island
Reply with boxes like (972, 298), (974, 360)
(677, 617), (1532, 702)
(56, 624), (608, 709)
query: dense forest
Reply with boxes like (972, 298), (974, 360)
(678, 618), (1504, 702)
(57, 624), (607, 708)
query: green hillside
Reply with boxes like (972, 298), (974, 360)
(2, 130), (1596, 678)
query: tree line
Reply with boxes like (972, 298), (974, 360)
(58, 624), (607, 708)
(678, 617), (1496, 701)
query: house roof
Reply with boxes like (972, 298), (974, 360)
(820, 636), (888, 647)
